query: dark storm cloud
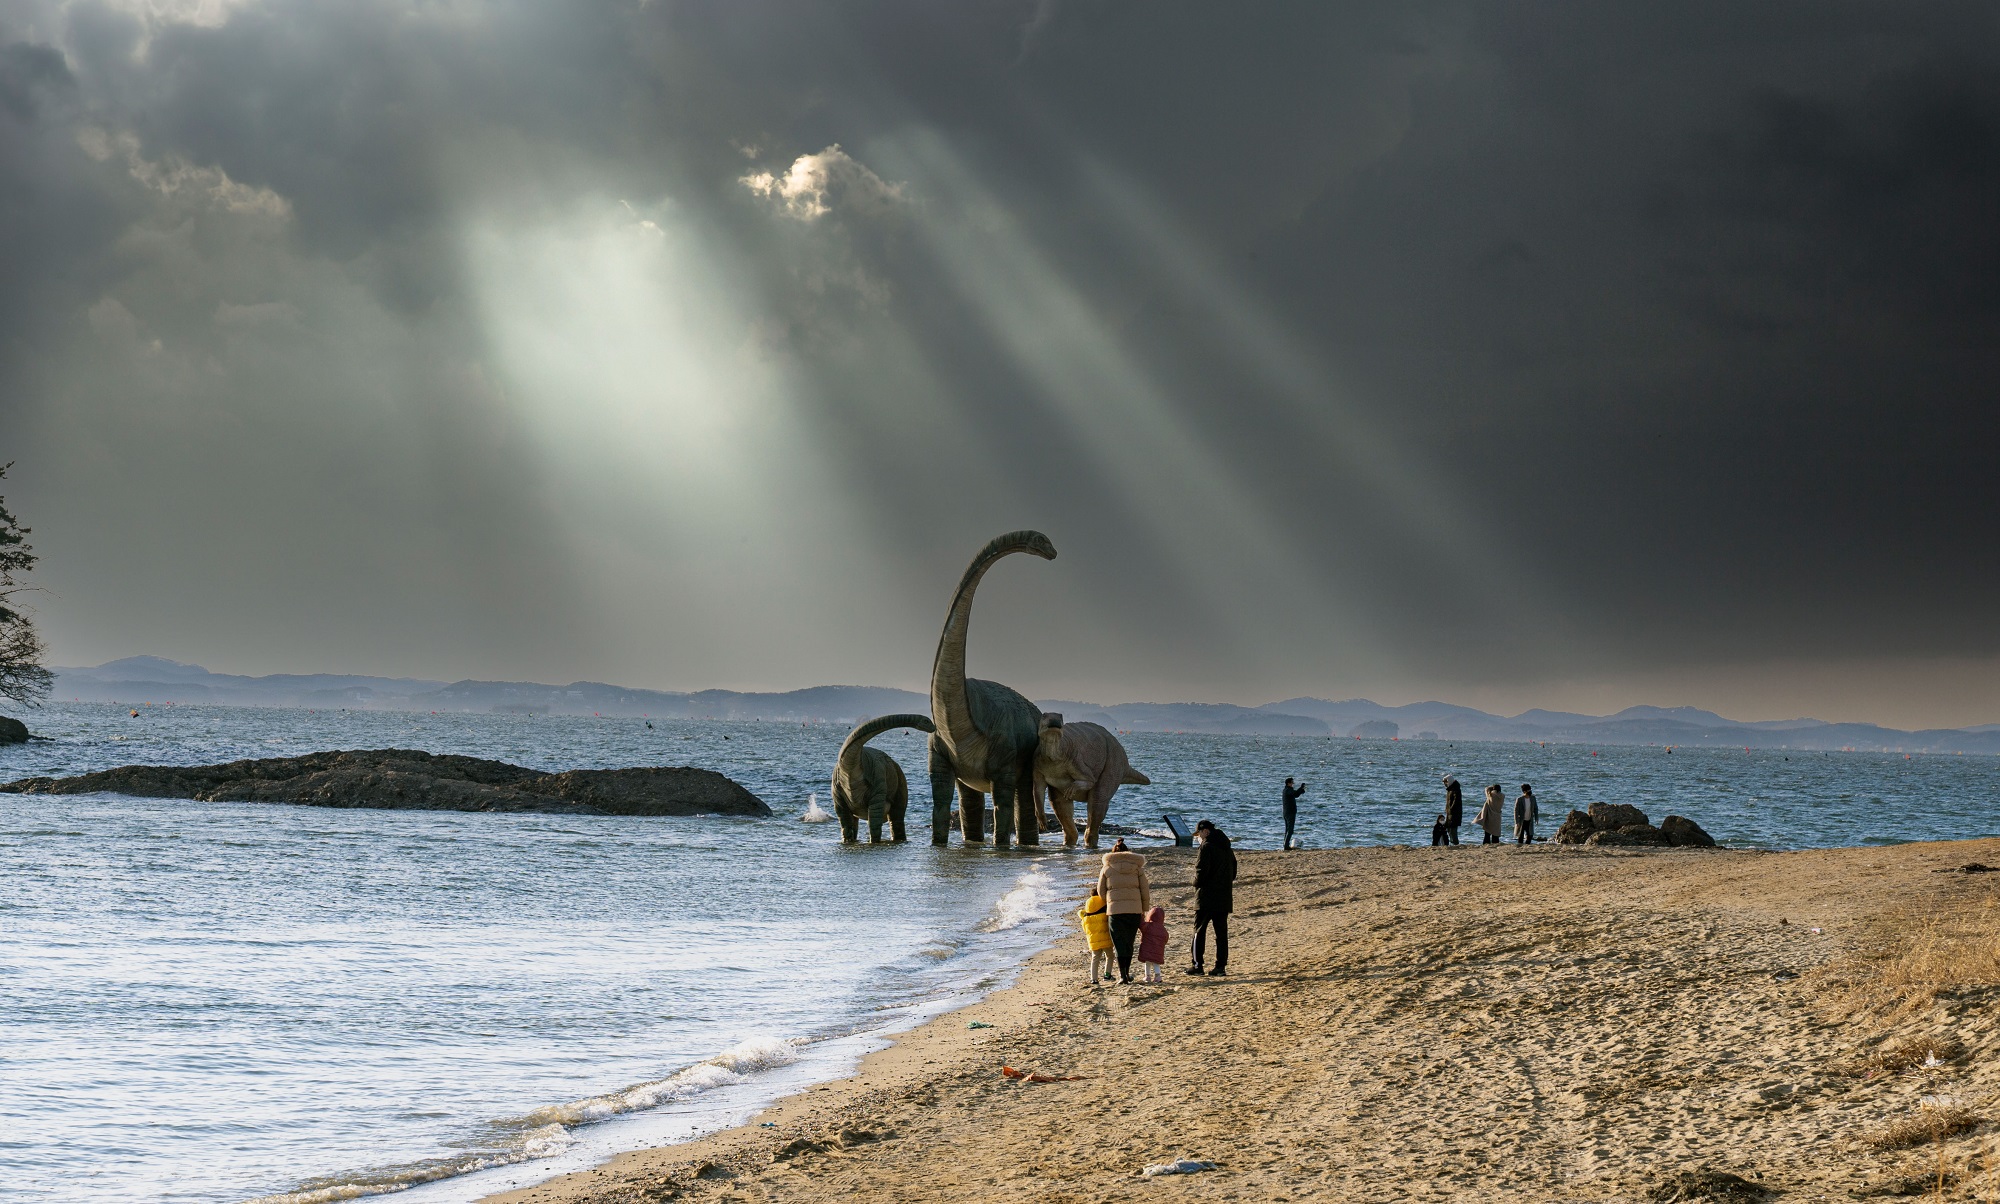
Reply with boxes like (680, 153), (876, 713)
(1, 0), (1995, 719)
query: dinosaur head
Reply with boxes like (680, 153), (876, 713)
(1022, 531), (1057, 561)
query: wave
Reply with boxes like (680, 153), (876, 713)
(800, 792), (833, 823)
(246, 1038), (802, 1204)
(979, 865), (1059, 933)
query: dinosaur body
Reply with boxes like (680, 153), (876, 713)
(928, 531), (1057, 847)
(1034, 714), (1150, 848)
(832, 713), (935, 843)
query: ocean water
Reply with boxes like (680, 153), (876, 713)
(2, 703), (1996, 1204)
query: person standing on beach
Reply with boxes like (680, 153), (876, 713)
(1097, 838), (1152, 984)
(1281, 777), (1308, 850)
(1477, 784), (1504, 845)
(1442, 777), (1463, 845)
(1078, 888), (1113, 985)
(1514, 783), (1539, 845)
(1189, 821), (1236, 976)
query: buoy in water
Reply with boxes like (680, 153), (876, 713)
(129, 710), (139, 718)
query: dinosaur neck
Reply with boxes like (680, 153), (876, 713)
(836, 713), (936, 776)
(931, 531), (1044, 749)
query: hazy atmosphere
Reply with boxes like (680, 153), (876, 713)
(3, 0), (1997, 727)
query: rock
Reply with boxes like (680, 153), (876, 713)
(1588, 801), (1650, 830)
(1660, 814), (1717, 847)
(0, 748), (770, 817)
(1554, 809), (1596, 844)
(1587, 824), (1669, 847)
(0, 715), (27, 744)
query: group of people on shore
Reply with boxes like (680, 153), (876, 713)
(1432, 776), (1539, 846)
(1076, 822), (1237, 985)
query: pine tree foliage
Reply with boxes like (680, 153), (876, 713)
(0, 464), (53, 706)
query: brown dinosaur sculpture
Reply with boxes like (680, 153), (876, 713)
(1033, 713), (1151, 848)
(830, 713), (935, 843)
(927, 531), (1058, 847)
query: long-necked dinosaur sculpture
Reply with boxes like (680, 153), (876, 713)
(831, 713), (935, 843)
(928, 530), (1058, 846)
(1033, 713), (1150, 849)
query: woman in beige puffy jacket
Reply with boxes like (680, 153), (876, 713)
(1096, 839), (1152, 983)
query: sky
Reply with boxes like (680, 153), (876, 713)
(1, 1), (1996, 729)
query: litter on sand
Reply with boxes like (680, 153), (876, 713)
(967, 1021), (995, 1029)
(1141, 1159), (1219, 1177)
(1000, 1066), (1087, 1083)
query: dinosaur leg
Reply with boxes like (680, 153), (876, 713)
(1086, 785), (1116, 849)
(1052, 789), (1078, 847)
(867, 778), (888, 844)
(928, 737), (955, 846)
(990, 768), (1016, 848)
(834, 788), (860, 844)
(1012, 759), (1039, 846)
(889, 781), (908, 843)
(957, 781), (986, 843)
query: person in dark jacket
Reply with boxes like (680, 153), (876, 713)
(1430, 812), (1449, 846)
(1188, 821), (1237, 976)
(1442, 776), (1463, 846)
(1281, 777), (1308, 850)
(1514, 783), (1539, 845)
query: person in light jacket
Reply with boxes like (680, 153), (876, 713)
(1096, 838), (1152, 984)
(1514, 783), (1539, 845)
(1477, 784), (1504, 845)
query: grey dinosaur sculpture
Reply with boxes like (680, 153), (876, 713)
(928, 530), (1058, 847)
(831, 713), (935, 843)
(1033, 713), (1151, 848)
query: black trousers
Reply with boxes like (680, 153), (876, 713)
(1482, 830), (1500, 845)
(1109, 913), (1142, 980)
(1192, 908), (1229, 971)
(1283, 804), (1297, 849)
(1446, 823), (1461, 846)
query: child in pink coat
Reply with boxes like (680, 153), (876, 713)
(1136, 905), (1168, 984)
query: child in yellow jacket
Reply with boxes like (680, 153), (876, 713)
(1079, 888), (1114, 984)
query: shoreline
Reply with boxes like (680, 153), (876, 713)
(482, 838), (2000, 1203)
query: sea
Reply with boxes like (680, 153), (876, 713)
(3, 701), (1996, 1204)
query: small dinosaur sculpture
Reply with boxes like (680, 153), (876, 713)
(831, 713), (935, 843)
(1033, 713), (1151, 848)
(928, 530), (1058, 847)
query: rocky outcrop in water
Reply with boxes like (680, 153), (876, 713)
(0, 715), (27, 744)
(0, 748), (771, 817)
(1554, 802), (1716, 848)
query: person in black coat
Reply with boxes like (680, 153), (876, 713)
(1188, 821), (1237, 976)
(1442, 775), (1463, 846)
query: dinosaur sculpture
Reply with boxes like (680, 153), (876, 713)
(830, 713), (935, 843)
(1033, 713), (1151, 848)
(928, 530), (1058, 847)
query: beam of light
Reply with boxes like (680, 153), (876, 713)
(457, 193), (872, 685)
(868, 127), (1394, 675)
(1070, 158), (1590, 666)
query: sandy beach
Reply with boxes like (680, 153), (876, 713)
(484, 838), (2000, 1203)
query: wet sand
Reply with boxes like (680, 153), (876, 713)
(484, 838), (2000, 1203)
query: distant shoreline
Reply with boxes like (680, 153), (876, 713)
(38, 659), (2000, 754)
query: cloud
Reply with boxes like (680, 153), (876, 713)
(0, 0), (1995, 724)
(742, 144), (906, 221)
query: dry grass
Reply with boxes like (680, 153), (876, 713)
(1815, 892), (2000, 1021)
(1866, 1105), (1985, 1151)
(1834, 1035), (1970, 1078)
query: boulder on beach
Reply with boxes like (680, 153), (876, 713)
(0, 748), (771, 817)
(0, 715), (27, 744)
(1555, 802), (1716, 849)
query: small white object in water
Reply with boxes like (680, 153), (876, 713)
(1141, 1159), (1218, 1177)
(801, 793), (833, 823)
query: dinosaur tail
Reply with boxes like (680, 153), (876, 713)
(1121, 768), (1151, 786)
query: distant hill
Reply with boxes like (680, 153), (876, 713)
(46, 658), (2000, 754)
